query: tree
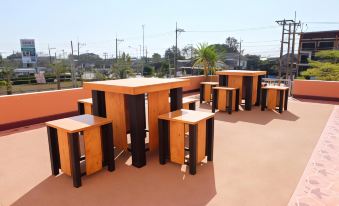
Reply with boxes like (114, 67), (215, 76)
(152, 53), (161, 63)
(225, 37), (239, 53)
(193, 43), (217, 77)
(164, 46), (184, 67)
(143, 65), (155, 77)
(182, 45), (196, 60)
(301, 50), (339, 81)
(0, 60), (17, 95)
(112, 52), (132, 79)
(245, 54), (260, 69)
(156, 61), (170, 78)
(50, 60), (70, 90)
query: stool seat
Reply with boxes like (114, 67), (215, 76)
(261, 86), (289, 113)
(200, 82), (218, 103)
(158, 109), (214, 124)
(78, 98), (93, 115)
(78, 98), (93, 104)
(212, 86), (240, 114)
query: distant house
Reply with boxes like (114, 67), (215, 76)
(298, 30), (339, 70)
(225, 53), (247, 70)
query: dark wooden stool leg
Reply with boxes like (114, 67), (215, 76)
(261, 89), (267, 111)
(92, 90), (106, 117)
(189, 124), (197, 175)
(212, 89), (218, 113)
(227, 90), (233, 114)
(127, 94), (147, 168)
(284, 89), (289, 111)
(206, 118), (214, 161)
(244, 76), (253, 111)
(170, 88), (183, 111)
(200, 84), (204, 104)
(101, 123), (115, 171)
(255, 75), (263, 106)
(158, 119), (169, 164)
(235, 89), (240, 112)
(69, 133), (81, 188)
(279, 90), (284, 113)
(47, 126), (60, 176)
(189, 102), (196, 110)
(219, 75), (228, 86)
(78, 102), (85, 115)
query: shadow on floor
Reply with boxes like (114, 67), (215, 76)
(12, 152), (216, 206)
(199, 103), (299, 125)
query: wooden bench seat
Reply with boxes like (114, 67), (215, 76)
(212, 86), (240, 114)
(200, 82), (219, 103)
(158, 109), (215, 175)
(46, 114), (114, 188)
(78, 98), (93, 114)
(261, 86), (289, 113)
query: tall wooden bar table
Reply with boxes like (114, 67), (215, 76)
(216, 70), (266, 110)
(83, 78), (190, 168)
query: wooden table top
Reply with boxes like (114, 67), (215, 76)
(213, 86), (237, 90)
(158, 109), (214, 125)
(216, 70), (267, 76)
(46, 114), (112, 133)
(78, 98), (93, 104)
(262, 86), (289, 90)
(83, 78), (190, 95)
(200, 81), (219, 85)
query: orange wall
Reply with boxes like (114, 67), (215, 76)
(293, 80), (339, 99)
(0, 88), (91, 125)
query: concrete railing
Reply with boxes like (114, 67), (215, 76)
(293, 80), (339, 101)
(0, 76), (217, 131)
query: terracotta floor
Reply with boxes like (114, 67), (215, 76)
(0, 98), (335, 206)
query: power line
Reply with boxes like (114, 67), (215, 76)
(185, 25), (279, 33)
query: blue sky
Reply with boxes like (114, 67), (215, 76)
(1, 0), (339, 58)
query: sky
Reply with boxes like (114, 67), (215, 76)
(1, 0), (339, 59)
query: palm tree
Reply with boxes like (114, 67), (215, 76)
(50, 60), (69, 90)
(194, 43), (217, 77)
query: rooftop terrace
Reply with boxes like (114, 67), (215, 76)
(1, 95), (338, 206)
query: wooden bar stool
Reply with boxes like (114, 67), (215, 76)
(78, 98), (93, 115)
(183, 97), (199, 110)
(212, 87), (240, 114)
(261, 86), (289, 113)
(158, 109), (215, 175)
(46, 114), (114, 188)
(200, 82), (218, 103)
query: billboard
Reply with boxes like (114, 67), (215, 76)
(20, 39), (37, 64)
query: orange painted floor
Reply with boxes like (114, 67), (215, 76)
(0, 98), (336, 206)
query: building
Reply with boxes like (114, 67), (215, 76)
(298, 30), (339, 70)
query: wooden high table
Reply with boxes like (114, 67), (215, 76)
(216, 70), (266, 110)
(83, 78), (190, 168)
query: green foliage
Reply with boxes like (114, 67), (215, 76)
(94, 71), (107, 80)
(225, 37), (239, 53)
(193, 43), (217, 76)
(164, 46), (185, 64)
(302, 60), (339, 81)
(0, 60), (17, 94)
(315, 50), (339, 63)
(50, 60), (70, 90)
(156, 61), (170, 78)
(143, 65), (155, 77)
(112, 52), (132, 79)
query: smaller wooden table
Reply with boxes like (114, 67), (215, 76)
(182, 97), (198, 110)
(78, 98), (93, 114)
(212, 87), (240, 114)
(200, 82), (219, 103)
(158, 109), (214, 175)
(261, 86), (289, 113)
(46, 114), (114, 188)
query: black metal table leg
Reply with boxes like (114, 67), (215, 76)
(205, 118), (214, 161)
(279, 90), (284, 113)
(255, 75), (263, 106)
(189, 124), (197, 175)
(284, 89), (289, 111)
(47, 126), (60, 176)
(101, 123), (115, 171)
(244, 76), (253, 111)
(158, 119), (169, 165)
(69, 133), (81, 188)
(227, 90), (233, 114)
(189, 102), (196, 110)
(212, 89), (218, 113)
(78, 102), (85, 115)
(92, 90), (106, 117)
(170, 88), (183, 111)
(127, 94), (147, 168)
(200, 84), (204, 104)
(261, 89), (267, 111)
(235, 89), (240, 112)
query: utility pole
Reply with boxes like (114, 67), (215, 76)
(286, 23), (292, 81)
(290, 21), (299, 80)
(142, 25), (145, 76)
(70, 41), (76, 88)
(48, 45), (56, 64)
(238, 39), (242, 69)
(115, 36), (123, 62)
(175, 22), (185, 77)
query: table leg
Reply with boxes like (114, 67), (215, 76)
(219, 75), (228, 86)
(212, 89), (218, 113)
(101, 123), (115, 171)
(244, 76), (253, 111)
(170, 88), (183, 111)
(279, 90), (284, 113)
(200, 84), (204, 104)
(127, 94), (147, 168)
(47, 126), (60, 176)
(68, 133), (81, 188)
(284, 89), (289, 111)
(78, 102), (85, 115)
(235, 89), (240, 112)
(227, 90), (233, 114)
(255, 75), (263, 106)
(261, 89), (267, 111)
(92, 90), (106, 117)
(189, 124), (197, 175)
(158, 119), (169, 164)
(189, 102), (196, 110)
(206, 118), (214, 161)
